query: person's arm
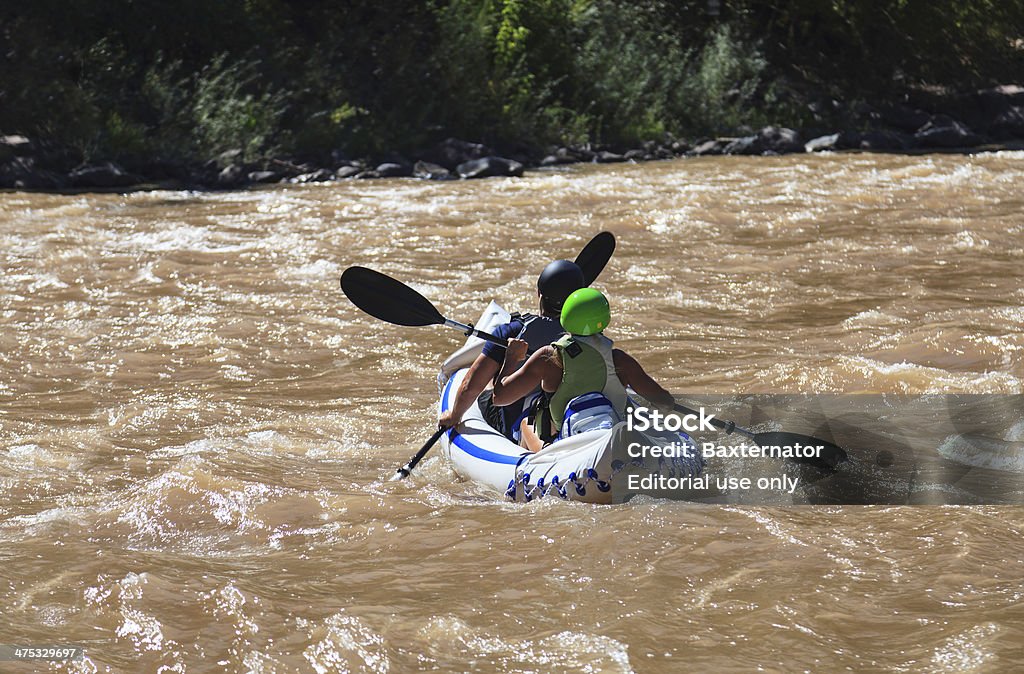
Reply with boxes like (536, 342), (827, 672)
(613, 349), (674, 409)
(492, 341), (558, 406)
(438, 353), (500, 428)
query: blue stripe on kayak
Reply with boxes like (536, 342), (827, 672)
(441, 372), (526, 466)
(451, 429), (524, 464)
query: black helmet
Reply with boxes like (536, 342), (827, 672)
(537, 260), (585, 311)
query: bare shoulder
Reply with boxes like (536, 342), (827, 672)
(613, 348), (638, 369)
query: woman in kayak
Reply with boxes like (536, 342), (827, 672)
(491, 287), (675, 451)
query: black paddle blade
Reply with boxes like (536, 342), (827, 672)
(574, 231), (616, 286)
(753, 431), (848, 471)
(340, 266), (445, 327)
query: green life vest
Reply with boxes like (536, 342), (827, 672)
(546, 333), (628, 431)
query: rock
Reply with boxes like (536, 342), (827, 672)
(354, 170), (381, 179)
(723, 135), (760, 155)
(568, 145), (596, 162)
(670, 140), (690, 154)
(0, 135), (33, 161)
(0, 156), (65, 189)
(247, 170), (280, 183)
(975, 85), (1024, 120)
(412, 161), (452, 180)
(723, 127), (804, 155)
(217, 164), (245, 186)
(217, 149), (244, 166)
(654, 147), (674, 160)
(375, 162), (411, 178)
(456, 156), (524, 179)
(914, 118), (981, 148)
(541, 148), (578, 166)
(858, 130), (911, 151)
(989, 106), (1024, 140)
(758, 126), (804, 154)
(69, 162), (143, 188)
(335, 165), (362, 179)
(878, 105), (931, 132)
(805, 133), (841, 152)
(623, 149), (647, 161)
(593, 150), (626, 163)
(689, 139), (729, 156)
(422, 138), (493, 170)
(291, 168), (334, 183)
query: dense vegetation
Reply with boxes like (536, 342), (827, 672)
(2, 0), (1021, 167)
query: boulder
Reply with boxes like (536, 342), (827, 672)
(568, 145), (596, 162)
(988, 106), (1024, 140)
(689, 139), (729, 156)
(758, 126), (804, 154)
(0, 135), (33, 161)
(670, 140), (690, 154)
(623, 149), (647, 161)
(858, 130), (911, 151)
(217, 164), (246, 186)
(291, 169), (334, 183)
(0, 156), (65, 189)
(375, 162), (411, 178)
(593, 150), (626, 163)
(217, 148), (244, 166)
(247, 170), (280, 183)
(354, 170), (381, 179)
(422, 138), (493, 170)
(69, 162), (143, 188)
(914, 118), (981, 148)
(540, 147), (579, 166)
(456, 156), (524, 179)
(335, 165), (362, 179)
(878, 105), (931, 132)
(412, 161), (452, 180)
(723, 135), (761, 155)
(805, 133), (841, 153)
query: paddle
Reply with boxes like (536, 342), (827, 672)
(340, 266), (507, 346)
(672, 402), (847, 471)
(575, 231), (615, 286)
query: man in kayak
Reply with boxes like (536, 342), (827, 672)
(437, 260), (586, 440)
(491, 287), (674, 451)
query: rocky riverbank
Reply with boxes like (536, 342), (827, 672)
(3, 85), (1022, 193)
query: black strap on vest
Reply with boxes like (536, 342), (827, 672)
(533, 393), (557, 443)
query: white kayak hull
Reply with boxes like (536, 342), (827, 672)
(436, 302), (703, 503)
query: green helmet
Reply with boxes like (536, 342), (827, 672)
(560, 288), (611, 335)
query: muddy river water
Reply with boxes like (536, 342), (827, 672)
(1, 152), (1022, 671)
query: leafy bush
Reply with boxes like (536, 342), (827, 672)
(190, 55), (288, 162)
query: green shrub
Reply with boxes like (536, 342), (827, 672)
(190, 54), (288, 162)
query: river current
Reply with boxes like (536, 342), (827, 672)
(1, 152), (1022, 671)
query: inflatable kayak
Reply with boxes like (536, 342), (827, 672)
(436, 302), (704, 503)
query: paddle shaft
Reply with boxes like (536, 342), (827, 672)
(392, 427), (447, 480)
(673, 402), (748, 438)
(443, 318), (508, 347)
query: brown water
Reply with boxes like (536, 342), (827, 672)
(1, 152), (1023, 672)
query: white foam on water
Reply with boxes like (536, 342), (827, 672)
(303, 611), (390, 674)
(938, 435), (1024, 473)
(420, 615), (633, 672)
(929, 622), (1000, 672)
(106, 223), (254, 254)
(113, 572), (166, 652)
(842, 309), (910, 328)
(283, 258), (341, 281)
